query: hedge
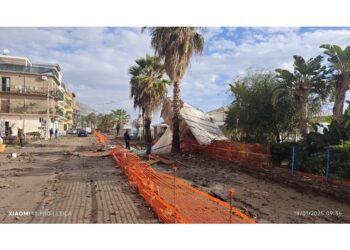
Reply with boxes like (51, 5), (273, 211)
(271, 142), (350, 180)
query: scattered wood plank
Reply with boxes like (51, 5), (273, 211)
(78, 151), (111, 157)
(158, 157), (174, 165)
(148, 154), (174, 165)
(146, 159), (161, 165)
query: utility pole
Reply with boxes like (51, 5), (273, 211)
(22, 76), (27, 133)
(45, 81), (50, 140)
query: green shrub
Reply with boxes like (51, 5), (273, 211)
(3, 136), (18, 145)
(271, 143), (350, 180)
(27, 131), (41, 137)
(271, 142), (295, 165)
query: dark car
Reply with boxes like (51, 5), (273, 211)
(78, 129), (88, 137)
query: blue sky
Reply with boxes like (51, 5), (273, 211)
(0, 27), (349, 123)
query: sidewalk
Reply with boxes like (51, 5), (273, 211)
(0, 136), (158, 223)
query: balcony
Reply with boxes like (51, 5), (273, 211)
(0, 63), (60, 81)
(56, 108), (65, 117)
(0, 86), (63, 100)
(7, 106), (55, 115)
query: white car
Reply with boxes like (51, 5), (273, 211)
(84, 127), (92, 134)
(67, 128), (77, 134)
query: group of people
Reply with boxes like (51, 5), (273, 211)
(49, 128), (59, 140)
(123, 130), (153, 155)
(16, 127), (59, 147)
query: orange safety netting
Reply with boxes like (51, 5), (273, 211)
(93, 131), (255, 223)
(181, 139), (271, 168)
(93, 130), (107, 145)
(109, 145), (255, 224)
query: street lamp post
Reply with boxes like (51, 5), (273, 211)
(45, 80), (50, 140)
(23, 76), (26, 133)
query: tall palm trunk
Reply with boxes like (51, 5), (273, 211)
(116, 123), (120, 135)
(274, 124), (281, 143)
(144, 108), (152, 140)
(142, 108), (145, 139)
(172, 81), (181, 153)
(297, 93), (308, 140)
(332, 77), (349, 123)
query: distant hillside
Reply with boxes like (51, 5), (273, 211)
(78, 102), (97, 116)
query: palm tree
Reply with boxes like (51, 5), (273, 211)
(144, 27), (204, 152)
(111, 109), (130, 135)
(227, 80), (249, 140)
(320, 44), (350, 123)
(129, 55), (170, 139)
(86, 112), (97, 128)
(95, 113), (103, 129)
(99, 113), (115, 131)
(275, 55), (328, 140)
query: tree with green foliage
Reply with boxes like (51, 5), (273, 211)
(225, 71), (298, 143)
(320, 44), (350, 123)
(85, 112), (97, 128)
(131, 118), (141, 131)
(111, 109), (130, 135)
(307, 101), (350, 149)
(98, 113), (115, 131)
(144, 27), (204, 153)
(275, 55), (329, 140)
(129, 55), (170, 138)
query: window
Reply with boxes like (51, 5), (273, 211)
(0, 99), (10, 113)
(1, 77), (10, 92)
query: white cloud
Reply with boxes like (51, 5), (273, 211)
(179, 27), (350, 111)
(0, 27), (153, 118)
(0, 27), (349, 120)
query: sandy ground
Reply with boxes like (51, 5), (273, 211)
(117, 136), (350, 224)
(150, 152), (350, 223)
(0, 135), (158, 224)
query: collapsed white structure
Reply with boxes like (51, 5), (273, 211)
(152, 98), (228, 154)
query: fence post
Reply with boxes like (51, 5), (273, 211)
(325, 148), (331, 182)
(229, 189), (235, 224)
(124, 150), (128, 167)
(172, 167), (177, 208)
(291, 145), (295, 176)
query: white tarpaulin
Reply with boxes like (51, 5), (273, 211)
(152, 98), (227, 153)
(152, 126), (172, 154)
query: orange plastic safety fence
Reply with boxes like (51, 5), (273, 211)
(109, 145), (256, 224)
(93, 130), (107, 145)
(181, 139), (271, 168)
(180, 139), (350, 188)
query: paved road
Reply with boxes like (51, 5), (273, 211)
(0, 136), (158, 223)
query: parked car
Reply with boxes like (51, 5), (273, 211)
(67, 128), (77, 134)
(78, 129), (88, 137)
(84, 127), (92, 134)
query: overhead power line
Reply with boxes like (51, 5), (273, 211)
(91, 98), (130, 106)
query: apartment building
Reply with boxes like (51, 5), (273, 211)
(73, 101), (81, 127)
(56, 86), (77, 133)
(0, 53), (75, 138)
(207, 106), (229, 128)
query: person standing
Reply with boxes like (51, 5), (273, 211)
(124, 130), (131, 150)
(49, 128), (54, 140)
(18, 128), (25, 147)
(55, 128), (58, 139)
(146, 131), (152, 155)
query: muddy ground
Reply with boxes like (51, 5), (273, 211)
(153, 152), (350, 223)
(0, 135), (158, 223)
(118, 137), (350, 224)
